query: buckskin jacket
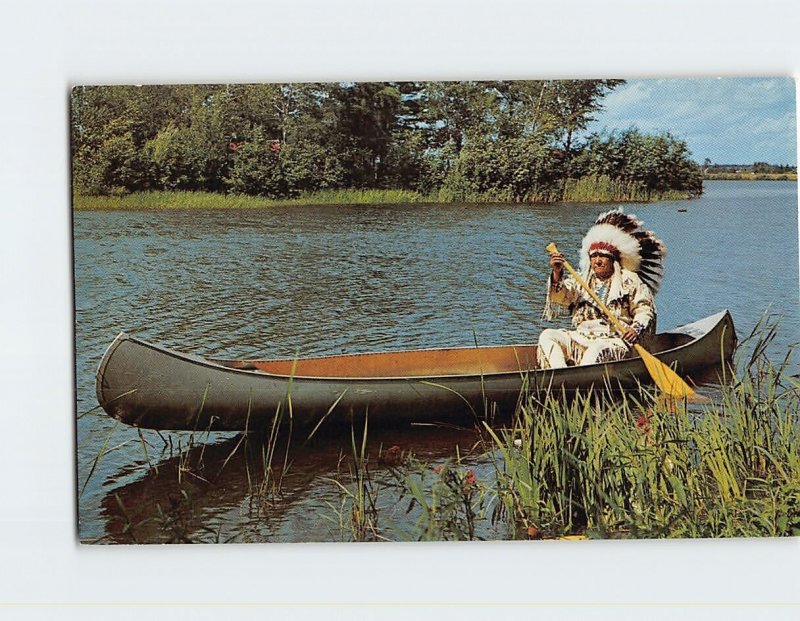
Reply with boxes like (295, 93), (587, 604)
(542, 262), (656, 338)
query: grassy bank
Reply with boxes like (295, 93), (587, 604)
(73, 179), (696, 211)
(482, 374), (799, 539)
(704, 172), (797, 181)
(73, 189), (431, 210)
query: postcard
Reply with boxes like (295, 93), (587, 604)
(73, 78), (798, 543)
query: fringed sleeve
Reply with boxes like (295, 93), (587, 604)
(629, 275), (657, 334)
(542, 273), (582, 321)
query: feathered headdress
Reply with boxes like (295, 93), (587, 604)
(579, 209), (666, 293)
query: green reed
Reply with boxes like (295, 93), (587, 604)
(251, 402), (292, 507)
(561, 175), (692, 203)
(323, 418), (381, 542)
(73, 189), (430, 210)
(290, 189), (427, 205)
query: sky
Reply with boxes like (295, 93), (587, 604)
(587, 77), (797, 166)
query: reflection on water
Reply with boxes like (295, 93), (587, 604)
(96, 424), (491, 544)
(75, 181), (799, 542)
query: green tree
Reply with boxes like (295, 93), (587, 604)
(225, 128), (345, 198)
(546, 80), (624, 159)
(72, 85), (202, 194)
(575, 128), (702, 197)
(224, 127), (286, 197)
(490, 80), (559, 140)
(72, 80), (703, 202)
(441, 135), (559, 201)
(143, 90), (231, 192)
(422, 81), (498, 153)
(329, 82), (409, 186)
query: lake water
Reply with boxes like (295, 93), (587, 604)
(74, 180), (799, 542)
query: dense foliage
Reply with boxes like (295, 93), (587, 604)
(71, 81), (704, 201)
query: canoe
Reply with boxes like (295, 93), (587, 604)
(96, 310), (737, 432)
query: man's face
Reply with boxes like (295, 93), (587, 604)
(590, 253), (614, 279)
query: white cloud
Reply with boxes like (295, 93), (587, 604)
(602, 80), (652, 109)
(588, 77), (797, 164)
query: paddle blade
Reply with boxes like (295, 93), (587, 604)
(634, 344), (706, 402)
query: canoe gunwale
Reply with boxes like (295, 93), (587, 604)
(95, 331), (131, 409)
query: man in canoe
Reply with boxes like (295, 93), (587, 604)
(537, 210), (666, 369)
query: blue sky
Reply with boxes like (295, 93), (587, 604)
(587, 78), (797, 166)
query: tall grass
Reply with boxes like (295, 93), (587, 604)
(561, 175), (693, 203)
(73, 189), (431, 210)
(323, 418), (381, 542)
(291, 189), (428, 205)
(73, 180), (697, 211)
(482, 330), (800, 539)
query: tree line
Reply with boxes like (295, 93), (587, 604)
(71, 81), (703, 201)
(703, 161), (797, 174)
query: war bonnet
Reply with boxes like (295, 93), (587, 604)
(579, 209), (667, 294)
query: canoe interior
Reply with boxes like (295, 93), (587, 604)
(216, 331), (695, 379)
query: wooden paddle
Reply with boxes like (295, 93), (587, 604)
(545, 242), (702, 401)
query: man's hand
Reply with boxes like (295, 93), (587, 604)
(620, 326), (639, 345)
(549, 252), (565, 281)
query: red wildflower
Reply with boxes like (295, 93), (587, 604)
(464, 470), (477, 486)
(635, 414), (651, 433)
(228, 141), (238, 152)
(270, 140), (281, 152)
(433, 465), (443, 475)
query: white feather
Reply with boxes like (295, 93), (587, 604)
(579, 223), (642, 273)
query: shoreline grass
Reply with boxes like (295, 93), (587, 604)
(73, 189), (434, 211)
(476, 324), (800, 540)
(560, 175), (696, 202)
(73, 181), (697, 211)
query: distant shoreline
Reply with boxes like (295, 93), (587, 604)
(704, 173), (797, 181)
